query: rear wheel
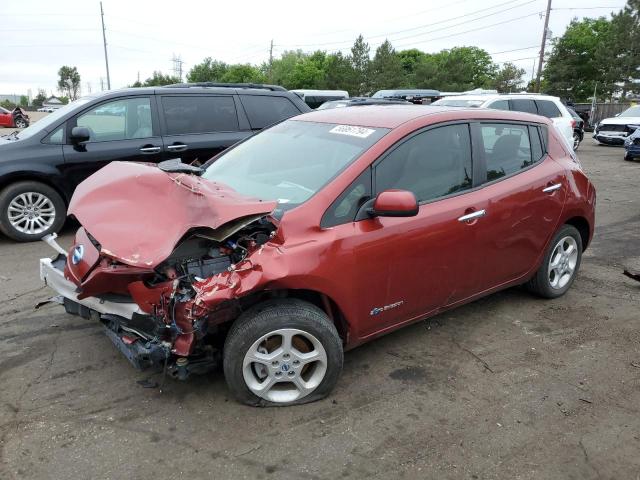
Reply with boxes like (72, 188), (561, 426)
(526, 224), (582, 298)
(223, 298), (343, 406)
(572, 132), (581, 151)
(0, 181), (66, 242)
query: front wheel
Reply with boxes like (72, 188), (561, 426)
(0, 181), (66, 242)
(223, 299), (343, 406)
(14, 117), (28, 128)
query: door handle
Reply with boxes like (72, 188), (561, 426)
(542, 183), (562, 193)
(458, 209), (486, 222)
(140, 146), (161, 154)
(167, 144), (188, 152)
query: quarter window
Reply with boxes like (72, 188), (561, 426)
(76, 97), (153, 142)
(488, 100), (509, 110)
(375, 124), (473, 203)
(161, 96), (238, 135)
(480, 123), (534, 181)
(240, 95), (301, 129)
(321, 169), (372, 228)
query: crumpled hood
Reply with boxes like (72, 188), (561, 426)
(69, 161), (277, 268)
(598, 116), (640, 126)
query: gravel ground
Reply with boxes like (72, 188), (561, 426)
(0, 142), (638, 480)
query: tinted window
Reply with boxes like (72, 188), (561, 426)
(240, 95), (300, 129)
(375, 124), (472, 203)
(48, 126), (64, 144)
(487, 100), (509, 110)
(510, 99), (537, 115)
(76, 97), (153, 142)
(536, 100), (561, 118)
(529, 125), (544, 162)
(321, 169), (372, 228)
(162, 96), (238, 135)
(480, 123), (533, 181)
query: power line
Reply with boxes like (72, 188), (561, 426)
(280, 0), (537, 49)
(489, 45), (539, 55)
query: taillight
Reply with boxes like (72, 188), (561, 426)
(571, 119), (576, 128)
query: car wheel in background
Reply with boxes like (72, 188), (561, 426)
(526, 224), (583, 299)
(0, 181), (66, 242)
(14, 117), (28, 128)
(624, 154), (633, 161)
(223, 298), (343, 406)
(573, 133), (581, 151)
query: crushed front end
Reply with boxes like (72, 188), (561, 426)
(39, 161), (279, 380)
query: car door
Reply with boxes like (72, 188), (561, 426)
(467, 122), (566, 293)
(330, 123), (483, 337)
(62, 96), (163, 186)
(158, 94), (249, 165)
(0, 108), (11, 127)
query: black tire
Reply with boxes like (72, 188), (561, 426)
(624, 154), (633, 161)
(572, 132), (581, 151)
(526, 224), (583, 299)
(223, 298), (343, 407)
(14, 117), (28, 128)
(0, 181), (66, 242)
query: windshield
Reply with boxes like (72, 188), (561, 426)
(202, 120), (388, 209)
(619, 106), (640, 117)
(432, 99), (484, 107)
(16, 96), (95, 139)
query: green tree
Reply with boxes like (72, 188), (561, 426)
(270, 50), (307, 88)
(289, 51), (327, 89)
(370, 40), (405, 91)
(349, 35), (371, 95)
(324, 52), (355, 92)
(493, 62), (525, 93)
(602, 0), (640, 98)
(397, 49), (426, 78)
(221, 64), (266, 83)
(57, 66), (81, 100)
(32, 89), (47, 108)
(0, 100), (16, 110)
(19, 95), (29, 107)
(187, 57), (229, 83)
(140, 71), (181, 86)
(542, 18), (614, 101)
(414, 47), (496, 91)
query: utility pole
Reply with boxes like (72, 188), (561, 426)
(535, 0), (552, 93)
(268, 39), (274, 82)
(100, 1), (111, 90)
(99, 77), (105, 91)
(171, 54), (184, 81)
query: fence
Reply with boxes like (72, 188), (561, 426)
(573, 102), (632, 128)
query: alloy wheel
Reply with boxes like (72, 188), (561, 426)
(548, 236), (579, 290)
(7, 192), (56, 235)
(242, 328), (327, 404)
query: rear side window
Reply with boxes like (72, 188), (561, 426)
(480, 123), (533, 181)
(240, 95), (301, 129)
(161, 96), (238, 135)
(535, 100), (562, 118)
(510, 99), (537, 115)
(375, 123), (472, 203)
(487, 100), (509, 110)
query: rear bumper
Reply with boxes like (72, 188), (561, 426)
(39, 256), (142, 319)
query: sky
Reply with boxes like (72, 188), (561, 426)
(0, 0), (628, 98)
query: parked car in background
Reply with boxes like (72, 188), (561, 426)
(372, 89), (440, 104)
(567, 106), (584, 151)
(291, 89), (349, 109)
(316, 97), (411, 110)
(0, 83), (310, 242)
(432, 93), (576, 151)
(624, 127), (640, 161)
(593, 105), (640, 145)
(40, 105), (595, 406)
(0, 106), (29, 128)
(37, 106), (57, 113)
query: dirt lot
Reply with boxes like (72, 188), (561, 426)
(0, 142), (638, 480)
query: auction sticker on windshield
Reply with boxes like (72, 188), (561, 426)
(329, 125), (376, 138)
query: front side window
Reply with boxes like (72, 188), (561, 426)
(76, 97), (153, 142)
(202, 120), (388, 210)
(480, 123), (534, 181)
(161, 96), (238, 135)
(375, 124), (473, 203)
(240, 95), (301, 129)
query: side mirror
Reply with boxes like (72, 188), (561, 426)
(70, 126), (90, 143)
(369, 190), (418, 217)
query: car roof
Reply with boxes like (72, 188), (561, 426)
(294, 104), (549, 129)
(439, 93), (561, 102)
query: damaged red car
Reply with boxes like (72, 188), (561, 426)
(40, 105), (596, 406)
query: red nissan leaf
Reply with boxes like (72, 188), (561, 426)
(40, 105), (596, 406)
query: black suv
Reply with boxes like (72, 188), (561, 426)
(0, 83), (310, 241)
